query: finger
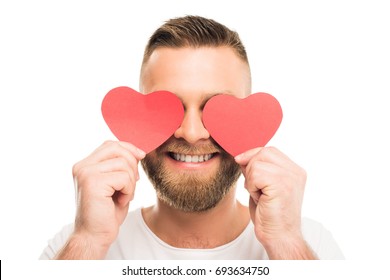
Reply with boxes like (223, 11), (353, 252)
(116, 141), (146, 160)
(244, 178), (261, 204)
(113, 190), (134, 208)
(96, 157), (140, 181)
(244, 161), (284, 197)
(253, 147), (300, 171)
(106, 172), (136, 207)
(99, 171), (136, 197)
(246, 160), (283, 185)
(237, 146), (301, 173)
(115, 142), (146, 179)
(97, 140), (146, 160)
(234, 147), (262, 166)
(77, 141), (145, 171)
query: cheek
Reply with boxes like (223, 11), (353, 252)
(141, 152), (159, 171)
(147, 149), (164, 159)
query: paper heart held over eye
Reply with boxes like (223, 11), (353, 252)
(101, 87), (184, 154)
(101, 87), (282, 156)
(202, 93), (283, 157)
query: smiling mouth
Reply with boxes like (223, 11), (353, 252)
(168, 152), (217, 163)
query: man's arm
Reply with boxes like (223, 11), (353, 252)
(236, 147), (317, 260)
(54, 233), (109, 260)
(263, 238), (316, 260)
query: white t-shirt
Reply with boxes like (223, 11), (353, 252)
(40, 208), (344, 260)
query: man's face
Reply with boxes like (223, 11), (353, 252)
(140, 47), (251, 212)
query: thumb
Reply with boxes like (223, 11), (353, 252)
(234, 147), (262, 166)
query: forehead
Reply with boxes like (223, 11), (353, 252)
(140, 47), (251, 100)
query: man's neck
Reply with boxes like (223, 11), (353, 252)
(142, 189), (250, 249)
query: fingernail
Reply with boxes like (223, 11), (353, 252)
(234, 154), (242, 161)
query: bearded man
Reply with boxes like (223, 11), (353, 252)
(40, 16), (343, 260)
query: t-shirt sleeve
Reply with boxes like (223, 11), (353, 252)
(302, 218), (345, 260)
(39, 223), (74, 260)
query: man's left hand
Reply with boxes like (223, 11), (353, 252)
(235, 147), (316, 259)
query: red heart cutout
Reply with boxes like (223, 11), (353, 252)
(203, 93), (283, 156)
(101, 87), (184, 153)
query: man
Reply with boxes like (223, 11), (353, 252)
(40, 15), (343, 259)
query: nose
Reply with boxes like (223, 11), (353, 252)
(174, 108), (210, 144)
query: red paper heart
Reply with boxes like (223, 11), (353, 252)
(101, 87), (184, 153)
(203, 93), (283, 156)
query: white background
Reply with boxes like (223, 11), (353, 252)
(1, 0), (389, 276)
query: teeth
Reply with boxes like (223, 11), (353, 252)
(171, 153), (214, 163)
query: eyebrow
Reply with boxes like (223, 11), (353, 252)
(174, 90), (233, 110)
(200, 93), (222, 109)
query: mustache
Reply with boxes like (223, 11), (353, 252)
(157, 137), (222, 155)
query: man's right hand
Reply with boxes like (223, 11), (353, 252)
(55, 141), (145, 259)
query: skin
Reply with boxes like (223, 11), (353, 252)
(140, 47), (250, 248)
(55, 46), (315, 259)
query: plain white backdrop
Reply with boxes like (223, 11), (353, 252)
(1, 0), (389, 271)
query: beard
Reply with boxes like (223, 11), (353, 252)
(141, 137), (241, 213)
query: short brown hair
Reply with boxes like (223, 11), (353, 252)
(141, 15), (249, 67)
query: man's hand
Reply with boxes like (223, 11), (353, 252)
(55, 141), (145, 259)
(235, 147), (316, 259)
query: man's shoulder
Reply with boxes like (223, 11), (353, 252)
(301, 217), (345, 259)
(39, 223), (75, 259)
(302, 217), (326, 232)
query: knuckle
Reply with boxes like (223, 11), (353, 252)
(72, 164), (78, 177)
(72, 161), (82, 177)
(124, 157), (135, 171)
(266, 146), (277, 152)
(120, 171), (132, 189)
(76, 167), (95, 187)
(296, 166), (307, 184)
(117, 157), (128, 169)
(77, 165), (89, 178)
(300, 168), (307, 180)
(262, 146), (275, 154)
(103, 140), (114, 146)
(300, 166), (307, 177)
(102, 140), (120, 150)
